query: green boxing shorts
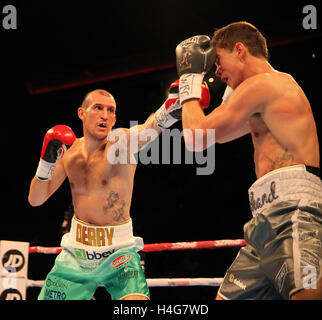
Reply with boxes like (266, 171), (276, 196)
(218, 165), (322, 300)
(38, 217), (149, 300)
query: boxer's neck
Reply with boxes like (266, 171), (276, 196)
(242, 56), (276, 80)
(82, 134), (108, 156)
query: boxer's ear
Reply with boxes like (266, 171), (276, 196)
(78, 107), (85, 120)
(235, 42), (246, 61)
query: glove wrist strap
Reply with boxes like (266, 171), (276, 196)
(36, 158), (56, 181)
(154, 103), (177, 129)
(179, 73), (204, 104)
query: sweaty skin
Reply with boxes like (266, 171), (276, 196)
(28, 92), (163, 300)
(182, 48), (319, 179)
(28, 92), (162, 226)
(247, 72), (319, 178)
(61, 136), (136, 225)
(181, 42), (320, 300)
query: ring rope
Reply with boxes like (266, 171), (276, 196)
(29, 239), (246, 254)
(27, 278), (223, 288)
(27, 239), (242, 290)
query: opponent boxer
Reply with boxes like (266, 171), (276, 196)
(176, 22), (322, 300)
(28, 83), (210, 300)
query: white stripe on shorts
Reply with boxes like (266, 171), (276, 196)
(291, 208), (302, 291)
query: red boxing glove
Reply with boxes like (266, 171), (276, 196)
(36, 125), (76, 180)
(155, 79), (210, 128)
(166, 79), (210, 110)
(200, 81), (210, 109)
(155, 80), (181, 128)
(164, 79), (181, 120)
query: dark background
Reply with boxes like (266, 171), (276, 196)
(1, 0), (321, 300)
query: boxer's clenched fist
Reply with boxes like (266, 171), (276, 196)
(176, 35), (215, 77)
(154, 79), (211, 128)
(36, 125), (76, 181)
(175, 35), (215, 104)
(154, 80), (181, 128)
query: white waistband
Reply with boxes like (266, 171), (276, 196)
(248, 165), (322, 217)
(69, 216), (134, 247)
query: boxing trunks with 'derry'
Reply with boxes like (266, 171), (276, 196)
(38, 217), (149, 300)
(218, 164), (322, 300)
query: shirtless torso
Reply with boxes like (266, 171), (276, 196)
(63, 137), (136, 225)
(247, 72), (319, 178)
(181, 39), (321, 300)
(183, 72), (319, 179)
(28, 91), (162, 227)
(28, 90), (166, 300)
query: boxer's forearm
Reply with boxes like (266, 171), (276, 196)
(28, 159), (67, 206)
(182, 99), (206, 131)
(145, 112), (163, 135)
(133, 113), (163, 151)
(183, 99), (251, 146)
(28, 176), (51, 206)
(216, 121), (250, 143)
(182, 100), (210, 151)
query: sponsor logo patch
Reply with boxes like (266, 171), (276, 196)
(228, 273), (246, 290)
(110, 254), (132, 269)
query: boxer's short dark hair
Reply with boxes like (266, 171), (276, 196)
(212, 21), (269, 60)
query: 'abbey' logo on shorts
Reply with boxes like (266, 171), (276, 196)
(74, 248), (116, 261)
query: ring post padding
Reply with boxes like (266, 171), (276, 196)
(0, 240), (29, 300)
